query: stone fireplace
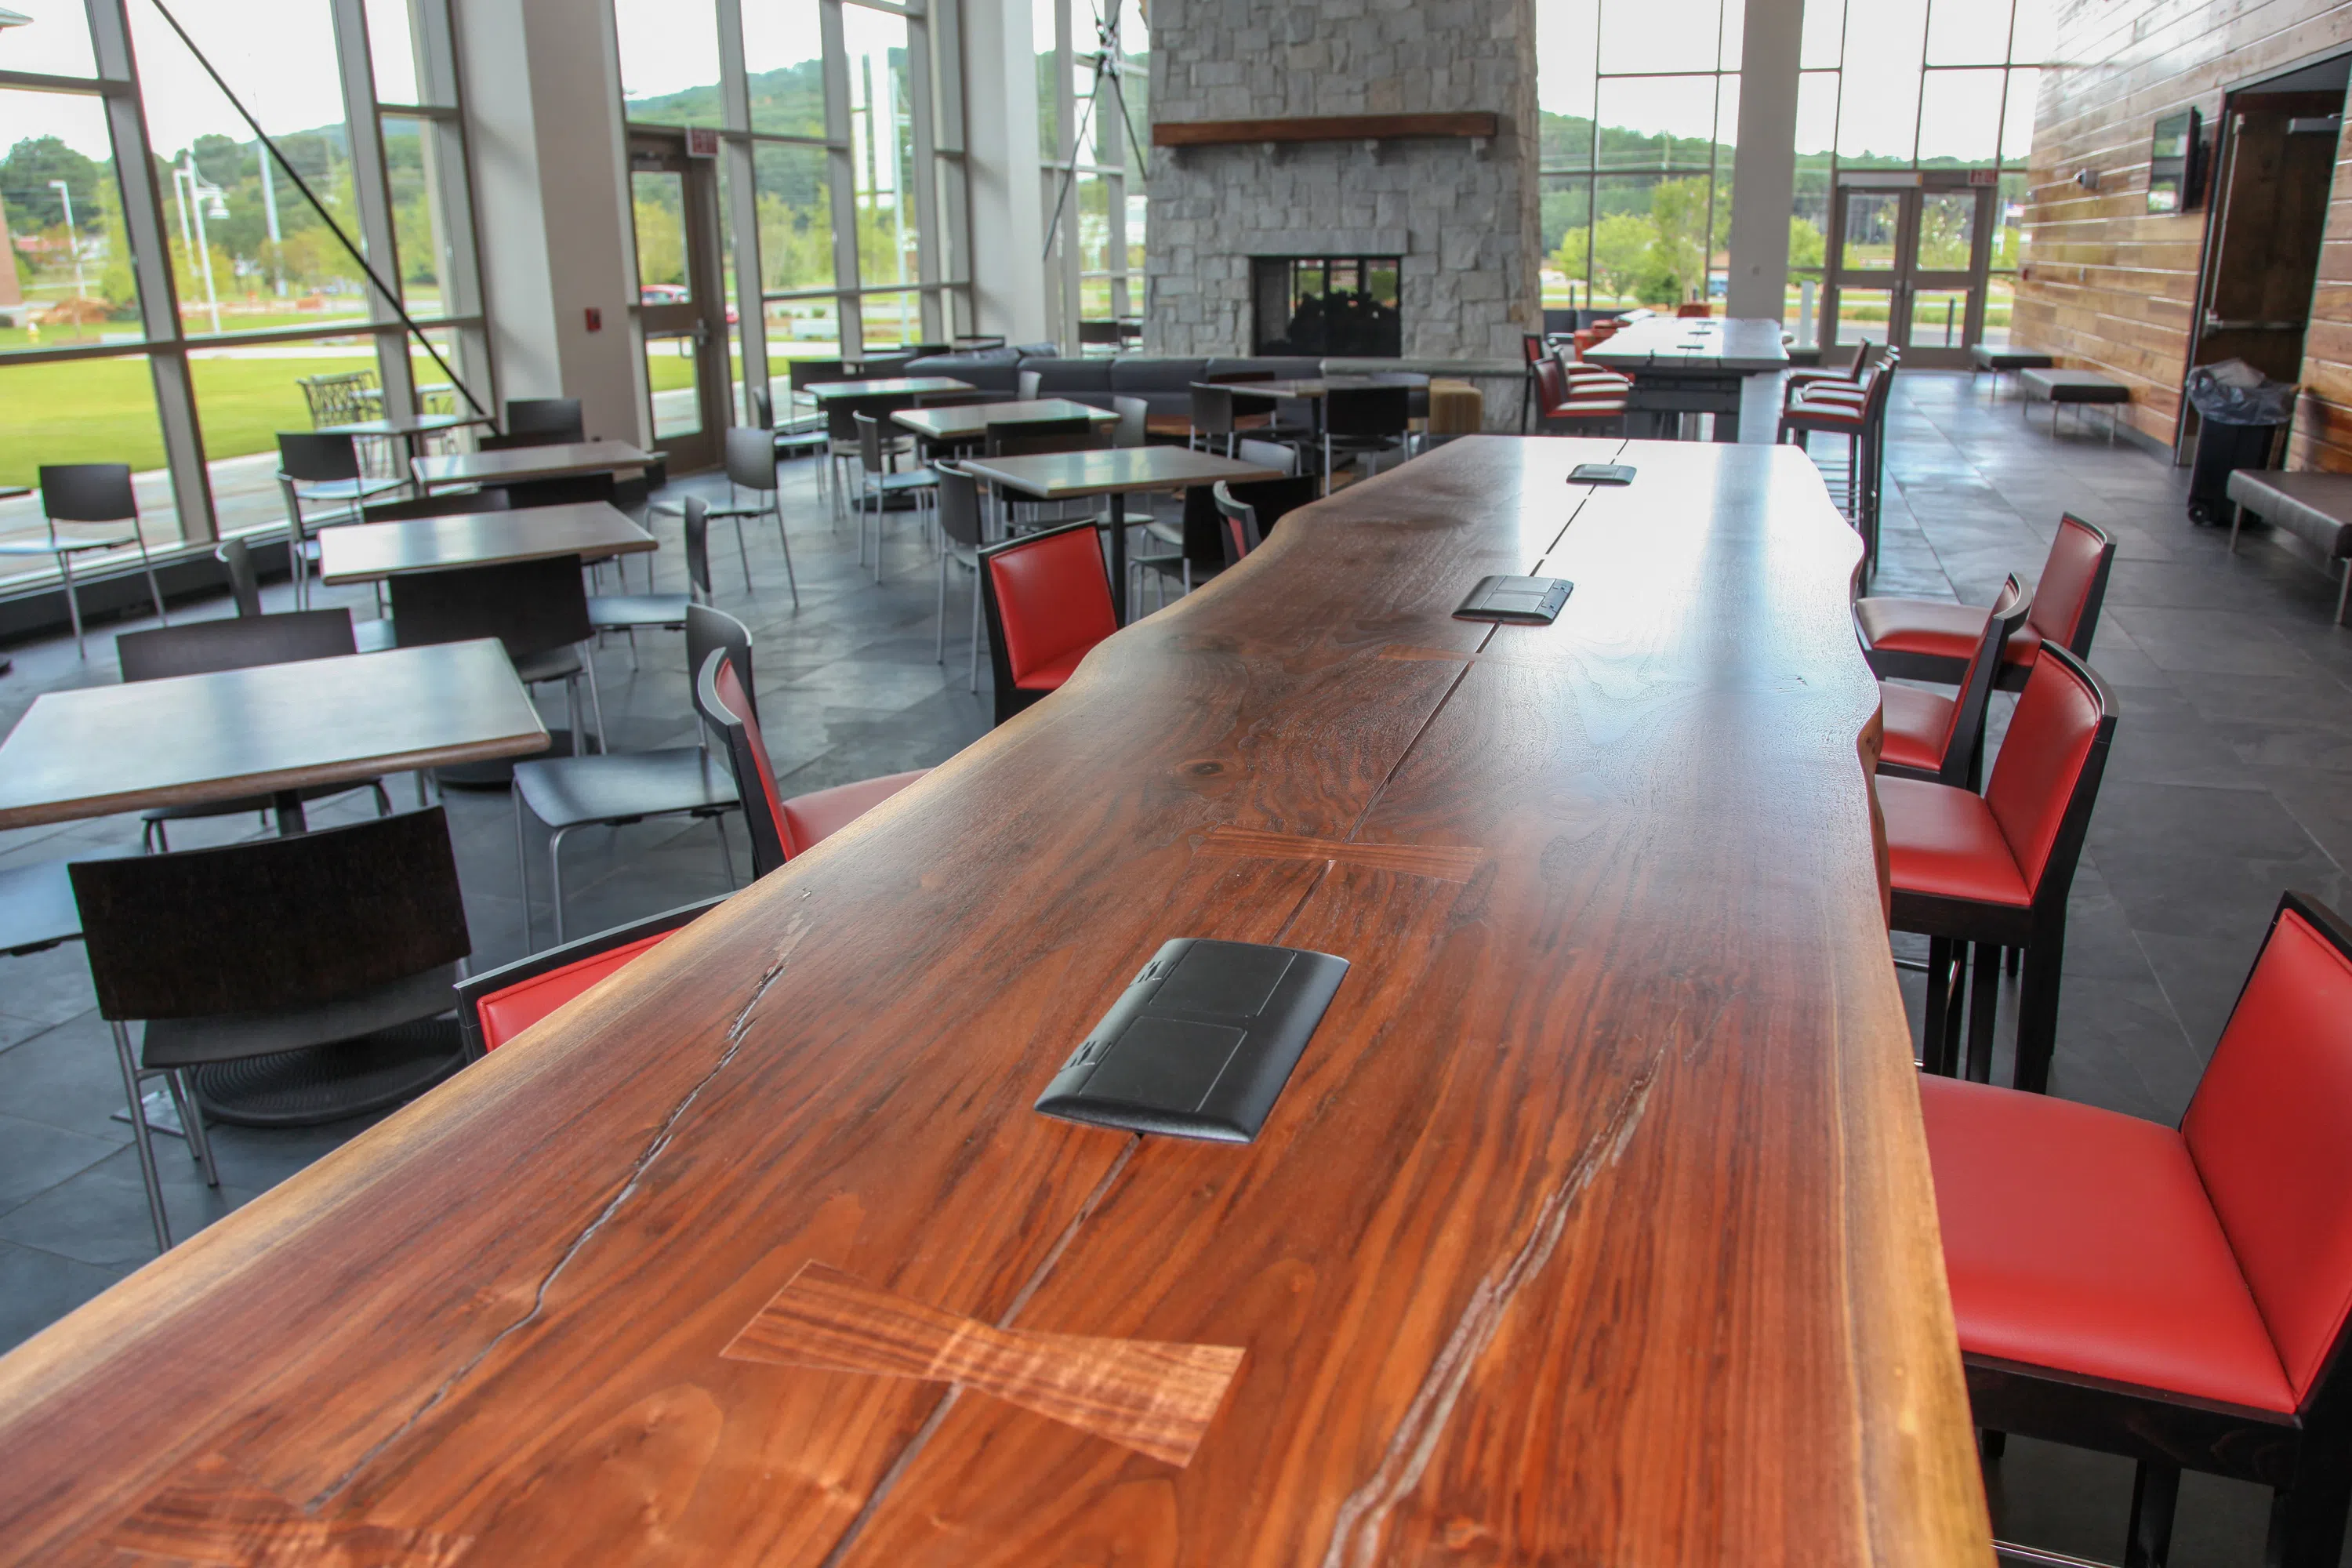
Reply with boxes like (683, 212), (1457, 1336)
(1142, 0), (1540, 368)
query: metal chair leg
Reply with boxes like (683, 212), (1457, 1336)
(60, 547), (85, 658)
(166, 1069), (220, 1188)
(111, 1022), (171, 1250)
(581, 648), (608, 753)
(549, 825), (575, 946)
(713, 813), (736, 888)
(776, 499), (799, 607)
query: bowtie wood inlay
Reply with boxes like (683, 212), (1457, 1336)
(722, 1262), (1243, 1467)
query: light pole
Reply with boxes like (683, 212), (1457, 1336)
(47, 180), (86, 301)
(173, 153), (227, 333)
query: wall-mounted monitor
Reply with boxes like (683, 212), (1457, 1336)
(2150, 108), (2204, 213)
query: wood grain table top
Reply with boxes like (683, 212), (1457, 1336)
(959, 445), (1287, 499)
(1583, 316), (1792, 374)
(317, 502), (656, 583)
(0, 640), (547, 829)
(412, 440), (656, 490)
(0, 438), (1989, 1566)
(804, 376), (975, 402)
(889, 398), (1120, 439)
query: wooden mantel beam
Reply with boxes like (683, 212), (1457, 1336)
(1152, 112), (1499, 147)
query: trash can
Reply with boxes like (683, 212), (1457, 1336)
(2185, 360), (2297, 524)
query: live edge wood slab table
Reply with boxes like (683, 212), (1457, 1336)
(0, 438), (1990, 1566)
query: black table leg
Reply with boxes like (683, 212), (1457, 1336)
(1107, 489), (1127, 626)
(272, 789), (308, 835)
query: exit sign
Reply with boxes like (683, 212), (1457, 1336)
(687, 127), (720, 158)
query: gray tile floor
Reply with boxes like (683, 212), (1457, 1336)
(2, 376), (2348, 1564)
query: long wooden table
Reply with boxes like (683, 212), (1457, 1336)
(0, 438), (1989, 1566)
(1582, 316), (1790, 441)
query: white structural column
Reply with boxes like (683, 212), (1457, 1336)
(959, 0), (1051, 345)
(1726, 0), (1804, 325)
(454, 0), (644, 445)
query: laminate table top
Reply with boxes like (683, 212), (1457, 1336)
(0, 639), (546, 829)
(318, 412), (495, 440)
(1210, 375), (1385, 398)
(1581, 314), (1791, 374)
(956, 444), (1285, 499)
(317, 501), (656, 583)
(412, 440), (658, 492)
(0, 439), (1990, 1566)
(804, 376), (975, 402)
(889, 398), (1119, 441)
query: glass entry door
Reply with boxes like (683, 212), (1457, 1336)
(628, 134), (730, 471)
(1823, 182), (1997, 369)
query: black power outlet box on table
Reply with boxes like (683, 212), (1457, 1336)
(1035, 938), (1349, 1142)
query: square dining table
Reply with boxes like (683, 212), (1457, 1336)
(412, 439), (658, 492)
(890, 397), (1119, 445)
(316, 501), (655, 585)
(956, 446), (1288, 624)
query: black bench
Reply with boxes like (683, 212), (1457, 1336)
(2224, 470), (2352, 623)
(1970, 345), (2054, 399)
(2020, 367), (2129, 442)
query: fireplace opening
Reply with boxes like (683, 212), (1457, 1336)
(1251, 256), (1402, 357)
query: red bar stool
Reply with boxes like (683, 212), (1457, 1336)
(1878, 575), (2027, 789)
(1530, 358), (1628, 435)
(1784, 338), (1874, 401)
(1780, 349), (1899, 567)
(1884, 643), (2118, 1086)
(1860, 511), (2116, 692)
(456, 895), (726, 1055)
(693, 648), (928, 878)
(978, 517), (1120, 727)
(1922, 891), (2352, 1568)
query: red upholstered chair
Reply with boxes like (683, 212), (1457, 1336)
(693, 648), (929, 878)
(455, 895), (724, 1055)
(1781, 348), (1898, 567)
(977, 517), (1119, 726)
(1878, 575), (2028, 789)
(1923, 891), (2352, 1568)
(1885, 643), (2117, 1087)
(1674, 301), (1712, 318)
(1531, 358), (1629, 435)
(1859, 511), (2116, 692)
(1784, 339), (1874, 401)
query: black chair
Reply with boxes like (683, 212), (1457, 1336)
(1213, 469), (1319, 566)
(71, 807), (474, 1249)
(456, 895), (727, 1056)
(749, 385), (829, 469)
(215, 535), (263, 617)
(505, 397), (586, 445)
(511, 603), (750, 948)
(703, 425), (797, 602)
(0, 464), (171, 656)
(118, 611), (394, 849)
(935, 461), (987, 689)
(390, 554), (607, 755)
(1188, 383), (1273, 457)
(590, 495), (715, 666)
(1322, 384), (1411, 489)
(277, 434), (405, 609)
(822, 393), (909, 519)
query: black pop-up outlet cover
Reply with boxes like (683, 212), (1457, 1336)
(1454, 575), (1573, 625)
(1034, 938), (1349, 1142)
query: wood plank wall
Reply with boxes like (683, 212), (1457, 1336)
(2015, 0), (2352, 465)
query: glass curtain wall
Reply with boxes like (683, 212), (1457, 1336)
(1790, 0), (2048, 345)
(1537, 0), (1743, 314)
(613, 0), (968, 418)
(0, 0), (486, 583)
(1036, 0), (1145, 350)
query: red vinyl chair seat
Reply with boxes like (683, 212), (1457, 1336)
(1922, 1073), (2297, 1414)
(1784, 397), (1866, 427)
(473, 931), (673, 1051)
(780, 768), (928, 858)
(1878, 683), (1957, 775)
(1879, 775), (2032, 907)
(1858, 597), (2042, 670)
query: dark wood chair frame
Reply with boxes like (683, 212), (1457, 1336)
(1878, 575), (2029, 792)
(454, 895), (727, 1058)
(1870, 513), (2118, 695)
(1894, 643), (2118, 1088)
(1969, 892), (2352, 1568)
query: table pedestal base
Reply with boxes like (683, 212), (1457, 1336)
(192, 1018), (468, 1127)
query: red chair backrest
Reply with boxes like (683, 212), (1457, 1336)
(474, 932), (673, 1051)
(1984, 643), (2108, 895)
(1675, 302), (1712, 318)
(1533, 358), (1568, 416)
(985, 524), (1117, 689)
(697, 647), (796, 871)
(2183, 895), (2352, 1408)
(1522, 334), (1547, 368)
(2027, 513), (2114, 655)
